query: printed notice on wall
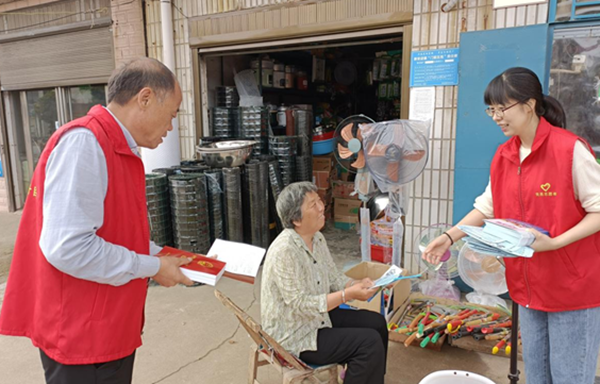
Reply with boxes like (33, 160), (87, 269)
(410, 48), (459, 87)
(409, 87), (435, 123)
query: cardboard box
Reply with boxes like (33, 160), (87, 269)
(334, 198), (362, 216)
(313, 154), (334, 172)
(334, 220), (358, 231)
(332, 180), (358, 200)
(388, 292), (518, 355)
(343, 261), (409, 315)
(334, 214), (358, 231)
(449, 331), (522, 360)
(317, 188), (332, 206)
(313, 170), (332, 189)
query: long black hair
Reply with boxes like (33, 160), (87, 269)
(484, 67), (566, 128)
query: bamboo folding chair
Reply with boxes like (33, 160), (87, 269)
(214, 290), (339, 384)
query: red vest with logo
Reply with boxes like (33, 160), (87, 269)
(490, 117), (600, 311)
(0, 105), (151, 364)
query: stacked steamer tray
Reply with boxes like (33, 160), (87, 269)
(204, 168), (225, 243)
(169, 174), (211, 254)
(222, 167), (244, 242)
(269, 135), (297, 187)
(216, 86), (239, 107)
(294, 106), (313, 182)
(257, 154), (284, 234)
(211, 107), (240, 138)
(145, 173), (173, 247)
(240, 106), (269, 156)
(243, 160), (270, 249)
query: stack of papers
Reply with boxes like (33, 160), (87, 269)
(459, 219), (550, 258)
(207, 239), (266, 284)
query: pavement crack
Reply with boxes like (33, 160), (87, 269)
(152, 296), (257, 383)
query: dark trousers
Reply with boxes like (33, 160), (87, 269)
(40, 349), (136, 384)
(299, 308), (388, 384)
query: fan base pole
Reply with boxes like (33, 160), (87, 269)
(508, 300), (520, 384)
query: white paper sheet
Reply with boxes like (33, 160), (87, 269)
(207, 239), (266, 277)
(409, 87), (435, 122)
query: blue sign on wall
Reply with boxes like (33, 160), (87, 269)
(0, 159), (3, 177)
(410, 48), (460, 87)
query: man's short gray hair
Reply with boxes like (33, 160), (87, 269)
(107, 57), (176, 105)
(276, 181), (318, 229)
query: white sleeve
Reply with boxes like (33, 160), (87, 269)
(150, 241), (163, 256)
(473, 178), (494, 218)
(572, 140), (600, 212)
(39, 129), (160, 286)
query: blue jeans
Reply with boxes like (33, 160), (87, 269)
(519, 305), (600, 384)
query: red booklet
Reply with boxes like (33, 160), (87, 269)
(156, 246), (226, 286)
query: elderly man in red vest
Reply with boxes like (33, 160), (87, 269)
(0, 58), (194, 384)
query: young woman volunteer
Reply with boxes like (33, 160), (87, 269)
(423, 67), (600, 384)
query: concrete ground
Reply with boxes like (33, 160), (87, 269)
(0, 214), (595, 383)
(0, 211), (20, 285)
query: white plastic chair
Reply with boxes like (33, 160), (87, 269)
(419, 370), (497, 384)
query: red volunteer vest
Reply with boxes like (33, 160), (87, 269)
(491, 117), (600, 311)
(0, 105), (151, 364)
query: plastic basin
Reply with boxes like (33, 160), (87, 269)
(419, 370), (496, 384)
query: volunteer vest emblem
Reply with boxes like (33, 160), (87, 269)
(536, 183), (557, 197)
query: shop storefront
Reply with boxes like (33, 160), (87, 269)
(0, 1), (116, 211)
(196, 26), (412, 148)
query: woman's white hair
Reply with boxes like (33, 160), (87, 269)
(276, 181), (318, 229)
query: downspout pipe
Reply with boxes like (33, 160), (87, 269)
(141, 0), (182, 172)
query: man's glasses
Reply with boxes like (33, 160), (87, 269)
(485, 101), (521, 118)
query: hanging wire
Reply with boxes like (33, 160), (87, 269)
(0, 7), (109, 33)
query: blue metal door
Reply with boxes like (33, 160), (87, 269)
(453, 25), (552, 223)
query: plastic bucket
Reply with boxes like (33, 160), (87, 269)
(419, 370), (496, 384)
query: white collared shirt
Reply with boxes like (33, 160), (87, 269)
(39, 107), (161, 286)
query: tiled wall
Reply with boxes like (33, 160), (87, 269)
(145, 0), (412, 159)
(145, 0), (197, 160)
(112, 0), (146, 66)
(403, 0), (548, 272)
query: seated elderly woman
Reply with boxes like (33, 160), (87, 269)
(261, 181), (388, 384)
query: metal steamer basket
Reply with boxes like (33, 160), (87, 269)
(240, 106), (269, 156)
(145, 173), (173, 247)
(269, 136), (298, 187)
(196, 140), (257, 168)
(169, 174), (211, 254)
(222, 167), (244, 242)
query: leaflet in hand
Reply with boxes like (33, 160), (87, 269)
(484, 219), (549, 246)
(371, 265), (404, 288)
(459, 219), (549, 258)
